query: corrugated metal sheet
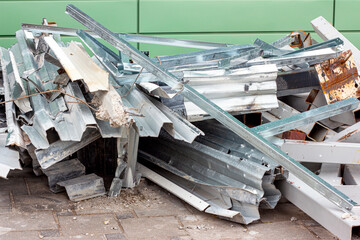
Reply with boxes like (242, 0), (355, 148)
(0, 30), (203, 170)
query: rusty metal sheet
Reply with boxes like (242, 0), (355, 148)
(282, 130), (307, 140)
(315, 50), (360, 104)
(290, 31), (313, 48)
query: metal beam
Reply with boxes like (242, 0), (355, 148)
(138, 163), (210, 211)
(21, 23), (230, 50)
(311, 16), (360, 70)
(278, 174), (360, 240)
(65, 4), (356, 212)
(281, 140), (360, 164)
(253, 97), (359, 137)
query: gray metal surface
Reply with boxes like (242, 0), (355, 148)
(253, 98), (359, 137)
(0, 47), (26, 148)
(42, 158), (86, 193)
(139, 135), (281, 224)
(35, 128), (101, 169)
(0, 133), (21, 178)
(57, 173), (106, 201)
(182, 65), (279, 121)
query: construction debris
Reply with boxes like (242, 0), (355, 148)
(1, 4), (360, 240)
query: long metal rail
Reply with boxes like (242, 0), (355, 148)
(21, 23), (230, 49)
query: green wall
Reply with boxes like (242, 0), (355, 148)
(0, 0), (359, 57)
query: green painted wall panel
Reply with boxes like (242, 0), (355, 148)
(334, 0), (360, 30)
(0, 0), (137, 36)
(0, 37), (16, 49)
(139, 0), (334, 33)
(1, 1), (360, 59)
(341, 32), (360, 49)
(139, 33), (291, 57)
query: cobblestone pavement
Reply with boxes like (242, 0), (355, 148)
(0, 168), (336, 240)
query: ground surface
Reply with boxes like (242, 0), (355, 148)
(0, 168), (336, 240)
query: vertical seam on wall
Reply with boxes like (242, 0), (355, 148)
(333, 0), (336, 27)
(137, 0), (140, 49)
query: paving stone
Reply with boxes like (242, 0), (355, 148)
(132, 197), (190, 217)
(247, 221), (318, 240)
(1, 167), (336, 240)
(0, 208), (11, 214)
(121, 216), (185, 239)
(183, 210), (237, 227)
(116, 211), (135, 220)
(259, 203), (312, 223)
(25, 176), (52, 195)
(13, 193), (72, 212)
(7, 168), (35, 178)
(177, 215), (198, 223)
(0, 191), (10, 207)
(0, 178), (28, 195)
(44, 235), (103, 239)
(0, 231), (40, 240)
(307, 225), (337, 239)
(0, 211), (57, 231)
(57, 209), (75, 216)
(105, 233), (127, 240)
(39, 229), (60, 237)
(58, 214), (121, 237)
(75, 208), (113, 215)
(182, 216), (248, 240)
(170, 236), (193, 240)
(300, 219), (321, 227)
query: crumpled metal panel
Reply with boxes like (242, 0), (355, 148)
(44, 37), (110, 92)
(0, 133), (21, 178)
(9, 30), (99, 151)
(182, 65), (279, 121)
(22, 82), (97, 150)
(0, 47), (26, 148)
(2, 29), (203, 171)
(90, 51), (203, 141)
(35, 128), (101, 169)
(139, 135), (282, 224)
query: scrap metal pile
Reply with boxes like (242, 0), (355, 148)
(1, 4), (360, 239)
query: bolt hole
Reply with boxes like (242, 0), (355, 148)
(355, 83), (359, 88)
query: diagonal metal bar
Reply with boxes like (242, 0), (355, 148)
(65, 4), (356, 212)
(253, 97), (359, 137)
(21, 23), (230, 49)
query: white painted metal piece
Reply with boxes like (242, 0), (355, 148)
(311, 16), (360, 70)
(281, 140), (360, 164)
(45, 37), (109, 92)
(138, 163), (210, 211)
(279, 174), (360, 240)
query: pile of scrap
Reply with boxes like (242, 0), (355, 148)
(1, 4), (360, 239)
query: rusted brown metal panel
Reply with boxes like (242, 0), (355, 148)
(315, 50), (360, 104)
(282, 130), (307, 140)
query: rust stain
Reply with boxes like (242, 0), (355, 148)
(338, 129), (358, 141)
(315, 50), (360, 104)
(290, 31), (312, 48)
(282, 130), (306, 140)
